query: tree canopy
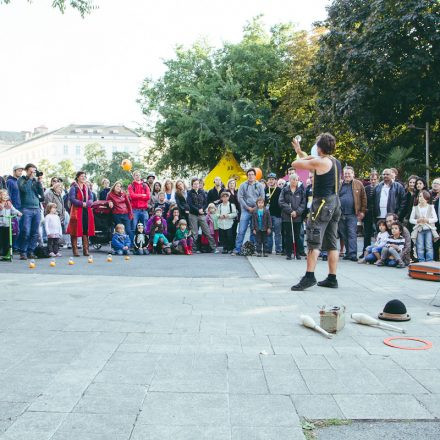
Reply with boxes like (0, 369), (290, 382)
(0, 0), (96, 17)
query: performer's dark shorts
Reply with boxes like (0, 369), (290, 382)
(306, 194), (341, 251)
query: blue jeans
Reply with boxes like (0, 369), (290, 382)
(267, 215), (282, 253)
(19, 208), (41, 254)
(364, 245), (383, 263)
(112, 214), (133, 244)
(416, 229), (434, 262)
(234, 209), (255, 253)
(132, 209), (149, 232)
(338, 214), (358, 257)
(116, 249), (129, 255)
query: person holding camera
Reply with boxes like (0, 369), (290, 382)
(17, 163), (44, 260)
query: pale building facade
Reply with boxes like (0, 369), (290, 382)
(0, 124), (150, 175)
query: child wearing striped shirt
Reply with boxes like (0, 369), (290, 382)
(376, 222), (406, 268)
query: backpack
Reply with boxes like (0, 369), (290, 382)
(241, 240), (255, 256)
(34, 245), (50, 258)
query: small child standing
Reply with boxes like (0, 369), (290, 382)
(173, 219), (194, 254)
(133, 222), (149, 255)
(217, 191), (237, 254)
(154, 192), (169, 217)
(44, 202), (63, 257)
(111, 223), (131, 255)
(359, 220), (389, 264)
(0, 189), (22, 259)
(377, 222), (406, 268)
(252, 197), (272, 257)
(205, 203), (219, 246)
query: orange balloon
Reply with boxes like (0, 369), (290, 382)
(254, 167), (263, 180)
(121, 159), (132, 171)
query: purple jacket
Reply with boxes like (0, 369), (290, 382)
(68, 183), (93, 208)
(146, 216), (168, 236)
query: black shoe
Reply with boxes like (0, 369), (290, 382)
(222, 249), (228, 254)
(342, 255), (350, 260)
(359, 253), (365, 259)
(350, 256), (358, 262)
(317, 277), (338, 288)
(28, 253), (37, 259)
(286, 255), (292, 260)
(295, 255), (301, 260)
(291, 276), (317, 291)
(20, 253), (27, 260)
(299, 252), (306, 257)
(322, 255), (328, 261)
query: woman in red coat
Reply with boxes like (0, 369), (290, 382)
(106, 180), (134, 243)
(67, 171), (95, 257)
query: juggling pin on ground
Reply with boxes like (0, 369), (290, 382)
(351, 313), (406, 333)
(299, 314), (333, 339)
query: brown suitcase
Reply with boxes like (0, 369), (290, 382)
(408, 262), (440, 281)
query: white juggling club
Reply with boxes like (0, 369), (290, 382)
(351, 313), (406, 333)
(300, 314), (333, 339)
(427, 311), (440, 317)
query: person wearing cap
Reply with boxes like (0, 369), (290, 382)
(217, 191), (237, 253)
(6, 165), (23, 250)
(146, 173), (155, 191)
(265, 173), (282, 255)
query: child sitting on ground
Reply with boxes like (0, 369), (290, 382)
(358, 219), (389, 264)
(133, 222), (149, 255)
(252, 196), (272, 257)
(146, 207), (170, 253)
(0, 189), (22, 260)
(376, 222), (406, 268)
(111, 223), (131, 255)
(173, 219), (193, 255)
(44, 202), (63, 257)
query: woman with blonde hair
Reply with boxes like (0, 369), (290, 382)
(163, 179), (176, 205)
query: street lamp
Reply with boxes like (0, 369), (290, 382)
(408, 122), (430, 184)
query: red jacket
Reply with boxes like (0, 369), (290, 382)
(128, 180), (150, 210)
(106, 190), (133, 219)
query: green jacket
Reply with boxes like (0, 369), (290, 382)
(18, 176), (42, 209)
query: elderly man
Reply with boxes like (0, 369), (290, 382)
(373, 169), (406, 221)
(338, 166), (367, 261)
(265, 173), (282, 254)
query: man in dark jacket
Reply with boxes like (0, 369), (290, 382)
(373, 169), (406, 221)
(17, 163), (43, 259)
(361, 170), (379, 256)
(187, 177), (216, 253)
(207, 177), (224, 206)
(0, 175), (6, 190)
(265, 173), (282, 254)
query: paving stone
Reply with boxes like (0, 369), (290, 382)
(334, 394), (432, 419)
(293, 355), (332, 370)
(138, 392), (229, 426)
(231, 426), (305, 439)
(292, 395), (345, 420)
(407, 370), (440, 393)
(229, 394), (300, 427)
(131, 424), (231, 440)
(228, 369), (269, 394)
(371, 369), (431, 394)
(265, 370), (309, 395)
(55, 413), (136, 435)
(415, 394), (440, 418)
(0, 401), (28, 421)
(261, 355), (297, 372)
(227, 354), (262, 370)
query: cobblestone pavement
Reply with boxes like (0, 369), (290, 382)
(0, 252), (439, 439)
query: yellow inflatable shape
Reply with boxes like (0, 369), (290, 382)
(204, 151), (247, 190)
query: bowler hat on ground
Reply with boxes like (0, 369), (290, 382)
(378, 299), (411, 321)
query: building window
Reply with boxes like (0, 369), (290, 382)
(63, 145), (69, 155)
(76, 145), (81, 155)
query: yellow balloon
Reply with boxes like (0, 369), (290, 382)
(121, 159), (132, 171)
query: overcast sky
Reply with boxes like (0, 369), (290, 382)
(0, 0), (329, 132)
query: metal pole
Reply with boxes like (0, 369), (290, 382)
(426, 122), (430, 185)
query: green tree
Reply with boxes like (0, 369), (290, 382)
(53, 159), (76, 183)
(139, 17), (320, 176)
(0, 0), (96, 17)
(82, 143), (109, 183)
(311, 0), (440, 177)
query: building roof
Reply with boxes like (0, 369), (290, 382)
(0, 131), (27, 145)
(2, 124), (142, 152)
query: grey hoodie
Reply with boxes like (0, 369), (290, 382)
(237, 180), (265, 211)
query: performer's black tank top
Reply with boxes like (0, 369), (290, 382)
(314, 157), (341, 197)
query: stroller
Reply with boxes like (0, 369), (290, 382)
(90, 201), (113, 250)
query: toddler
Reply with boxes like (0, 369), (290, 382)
(111, 223), (131, 255)
(44, 202), (63, 257)
(359, 220), (389, 264)
(173, 219), (194, 254)
(252, 196), (272, 257)
(377, 222), (406, 268)
(133, 222), (148, 255)
(205, 203), (219, 246)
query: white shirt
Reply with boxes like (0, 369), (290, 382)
(378, 184), (390, 218)
(44, 213), (62, 237)
(409, 205), (438, 225)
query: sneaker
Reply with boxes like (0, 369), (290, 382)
(263, 253), (268, 257)
(286, 255), (292, 260)
(295, 255), (301, 260)
(290, 275), (317, 291)
(358, 258), (366, 264)
(49, 252), (56, 257)
(317, 277), (338, 288)
(28, 253), (37, 259)
(350, 256), (358, 262)
(214, 249), (220, 254)
(222, 249), (228, 254)
(396, 261), (405, 268)
(256, 252), (262, 257)
(56, 253), (62, 257)
(20, 253), (27, 260)
(230, 251), (239, 256)
(342, 255), (350, 260)
(276, 251), (282, 255)
(375, 260), (385, 266)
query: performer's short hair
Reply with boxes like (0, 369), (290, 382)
(316, 133), (336, 155)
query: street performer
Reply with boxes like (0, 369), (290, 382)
(290, 133), (342, 291)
